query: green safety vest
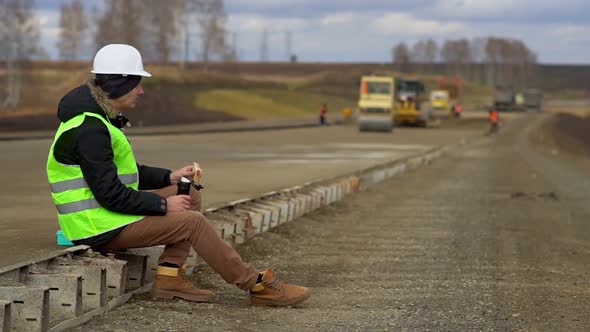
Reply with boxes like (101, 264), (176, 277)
(46, 112), (143, 241)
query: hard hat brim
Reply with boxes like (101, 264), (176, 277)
(136, 70), (151, 77)
(91, 70), (152, 77)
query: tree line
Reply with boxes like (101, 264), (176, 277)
(392, 37), (538, 89)
(0, 0), (232, 110)
(65, 0), (234, 63)
(0, 0), (261, 65)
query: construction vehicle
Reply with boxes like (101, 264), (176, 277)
(494, 86), (543, 112)
(430, 90), (450, 114)
(524, 89), (543, 112)
(357, 75), (395, 132)
(494, 86), (516, 111)
(394, 78), (430, 127)
(433, 76), (463, 118)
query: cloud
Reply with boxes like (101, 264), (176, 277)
(229, 0), (313, 6)
(432, 0), (518, 17)
(553, 24), (590, 43)
(228, 14), (310, 32)
(35, 9), (60, 37)
(321, 13), (354, 26)
(426, 0), (590, 24)
(34, 9), (60, 57)
(373, 13), (465, 36)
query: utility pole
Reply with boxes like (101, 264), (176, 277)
(286, 31), (292, 62)
(184, 24), (190, 66)
(260, 28), (268, 62)
(232, 31), (238, 61)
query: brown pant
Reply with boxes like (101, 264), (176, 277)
(100, 185), (259, 290)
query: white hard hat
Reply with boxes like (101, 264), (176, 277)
(91, 44), (151, 77)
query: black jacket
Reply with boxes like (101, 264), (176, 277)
(53, 81), (170, 248)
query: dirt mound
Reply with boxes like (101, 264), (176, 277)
(533, 113), (590, 157)
(127, 83), (243, 127)
(553, 113), (590, 153)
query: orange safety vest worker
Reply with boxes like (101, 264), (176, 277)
(489, 110), (499, 124)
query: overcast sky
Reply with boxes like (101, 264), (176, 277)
(34, 0), (590, 64)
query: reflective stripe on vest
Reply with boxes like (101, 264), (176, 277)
(50, 173), (138, 193)
(56, 198), (101, 214)
(47, 112), (144, 241)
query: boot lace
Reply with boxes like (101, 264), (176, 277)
(178, 268), (194, 287)
(265, 274), (285, 291)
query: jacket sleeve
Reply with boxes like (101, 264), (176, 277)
(137, 164), (172, 190)
(75, 120), (167, 216)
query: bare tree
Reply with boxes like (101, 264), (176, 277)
(392, 42), (411, 73)
(424, 39), (438, 63)
(469, 37), (487, 83)
(57, 0), (86, 61)
(189, 0), (228, 63)
(441, 40), (457, 75)
(0, 0), (40, 111)
(223, 31), (238, 62)
(411, 40), (428, 64)
(94, 0), (144, 52)
(484, 37), (499, 85)
(390, 35), (537, 88)
(411, 39), (438, 74)
(441, 39), (471, 78)
(480, 37), (537, 88)
(94, 0), (231, 64)
(142, 0), (184, 62)
(424, 39), (438, 73)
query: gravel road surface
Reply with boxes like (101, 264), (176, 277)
(78, 113), (589, 331)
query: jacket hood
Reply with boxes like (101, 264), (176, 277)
(57, 79), (117, 123)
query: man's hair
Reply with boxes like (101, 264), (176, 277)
(94, 74), (142, 99)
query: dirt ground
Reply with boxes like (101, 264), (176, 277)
(73, 113), (590, 331)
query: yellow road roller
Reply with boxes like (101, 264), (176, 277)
(357, 75), (395, 132)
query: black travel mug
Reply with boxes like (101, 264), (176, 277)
(177, 177), (192, 195)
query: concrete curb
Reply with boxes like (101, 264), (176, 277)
(0, 136), (473, 331)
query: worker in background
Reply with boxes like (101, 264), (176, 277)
(342, 107), (353, 122)
(454, 103), (463, 119)
(46, 44), (310, 307)
(488, 106), (500, 134)
(319, 103), (328, 125)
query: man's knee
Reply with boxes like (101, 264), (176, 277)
(185, 211), (208, 229)
(177, 211), (209, 243)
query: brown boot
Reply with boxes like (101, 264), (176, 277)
(151, 266), (215, 302)
(250, 268), (310, 307)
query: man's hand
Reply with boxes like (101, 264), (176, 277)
(166, 195), (191, 212)
(170, 165), (204, 184)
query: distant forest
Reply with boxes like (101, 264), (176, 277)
(392, 38), (539, 90)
